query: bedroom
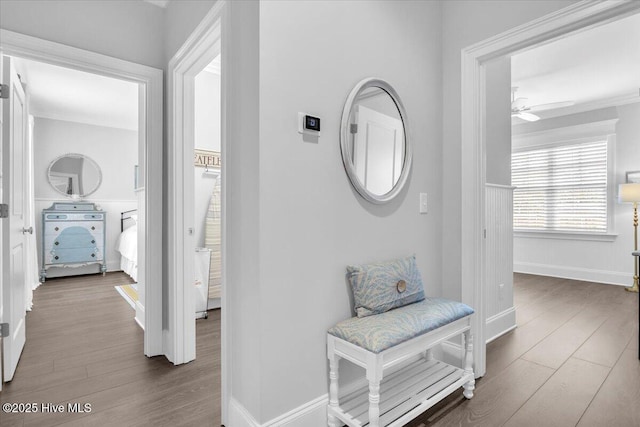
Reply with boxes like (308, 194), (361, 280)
(6, 55), (147, 368)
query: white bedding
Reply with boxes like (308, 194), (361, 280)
(117, 224), (138, 282)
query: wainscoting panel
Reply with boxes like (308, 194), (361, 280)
(485, 184), (516, 341)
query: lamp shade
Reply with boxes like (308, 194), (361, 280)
(618, 183), (640, 203)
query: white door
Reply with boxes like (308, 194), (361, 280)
(353, 105), (404, 195)
(1, 55), (28, 383)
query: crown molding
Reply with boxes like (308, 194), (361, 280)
(143, 0), (169, 8)
(536, 92), (640, 120)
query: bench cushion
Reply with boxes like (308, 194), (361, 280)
(328, 298), (474, 353)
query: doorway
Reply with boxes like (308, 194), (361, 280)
(460, 1), (640, 377)
(0, 29), (163, 386)
(167, 1), (226, 423)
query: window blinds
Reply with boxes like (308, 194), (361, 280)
(512, 140), (608, 233)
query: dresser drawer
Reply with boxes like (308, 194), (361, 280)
(45, 247), (103, 264)
(48, 233), (104, 250)
(44, 213), (105, 221)
(45, 221), (104, 236)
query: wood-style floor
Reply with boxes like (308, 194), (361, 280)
(408, 273), (640, 427)
(2, 273), (638, 427)
(0, 272), (220, 427)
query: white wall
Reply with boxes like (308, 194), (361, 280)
(164, 0), (217, 63)
(513, 104), (640, 285)
(194, 70), (221, 248)
(0, 0), (165, 69)
(485, 56), (512, 186)
(33, 117), (138, 277)
(441, 0), (578, 302)
(225, 0), (261, 419)
(229, 0), (444, 422)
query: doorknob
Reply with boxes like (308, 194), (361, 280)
(22, 227), (33, 234)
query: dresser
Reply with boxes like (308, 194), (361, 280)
(41, 202), (106, 281)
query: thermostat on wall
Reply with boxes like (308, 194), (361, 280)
(298, 112), (321, 136)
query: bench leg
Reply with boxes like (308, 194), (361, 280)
(463, 330), (475, 399)
(328, 356), (340, 427)
(368, 380), (381, 427)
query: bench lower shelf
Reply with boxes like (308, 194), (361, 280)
(329, 358), (472, 427)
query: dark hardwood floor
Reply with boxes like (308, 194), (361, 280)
(0, 272), (220, 427)
(2, 272), (638, 426)
(408, 273), (640, 427)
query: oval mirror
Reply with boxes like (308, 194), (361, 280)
(47, 153), (102, 198)
(340, 78), (411, 204)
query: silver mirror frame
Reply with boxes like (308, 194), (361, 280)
(340, 77), (412, 204)
(47, 152), (103, 199)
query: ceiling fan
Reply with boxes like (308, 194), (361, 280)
(511, 87), (574, 122)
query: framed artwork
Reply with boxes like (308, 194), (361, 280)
(627, 171), (640, 184)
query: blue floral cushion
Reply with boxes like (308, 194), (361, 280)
(328, 298), (474, 353)
(348, 255), (425, 318)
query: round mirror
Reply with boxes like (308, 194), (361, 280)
(47, 153), (102, 199)
(340, 78), (411, 204)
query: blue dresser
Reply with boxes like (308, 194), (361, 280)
(41, 202), (107, 281)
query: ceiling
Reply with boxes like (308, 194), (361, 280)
(511, 13), (640, 120)
(13, 58), (139, 131)
(143, 0), (169, 8)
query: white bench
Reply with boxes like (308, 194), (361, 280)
(327, 298), (475, 427)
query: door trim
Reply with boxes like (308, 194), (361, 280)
(0, 29), (164, 357)
(460, 0), (640, 377)
(167, 0), (228, 423)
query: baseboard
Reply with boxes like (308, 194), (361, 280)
(162, 329), (174, 364)
(227, 347), (470, 426)
(440, 340), (463, 368)
(486, 307), (516, 344)
(514, 262), (631, 286)
(106, 260), (121, 272)
(263, 395), (328, 427)
(229, 394), (328, 427)
(135, 300), (145, 330)
(228, 398), (260, 427)
(208, 297), (221, 310)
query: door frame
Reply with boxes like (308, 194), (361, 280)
(167, 0), (228, 422)
(0, 29), (164, 357)
(460, 0), (640, 377)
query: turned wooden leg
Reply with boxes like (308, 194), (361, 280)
(463, 330), (475, 399)
(368, 380), (381, 427)
(328, 356), (340, 427)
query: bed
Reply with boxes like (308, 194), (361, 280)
(117, 209), (138, 282)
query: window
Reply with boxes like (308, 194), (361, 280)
(512, 140), (608, 233)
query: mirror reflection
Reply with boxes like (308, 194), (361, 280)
(48, 153), (102, 198)
(347, 87), (405, 196)
(341, 78), (411, 204)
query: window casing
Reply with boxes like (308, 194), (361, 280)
(512, 120), (617, 239)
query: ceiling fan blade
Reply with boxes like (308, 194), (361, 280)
(529, 101), (574, 112)
(511, 97), (529, 110)
(513, 112), (540, 122)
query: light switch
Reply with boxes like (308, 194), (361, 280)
(419, 193), (428, 214)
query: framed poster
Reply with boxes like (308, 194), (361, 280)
(626, 171), (640, 184)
